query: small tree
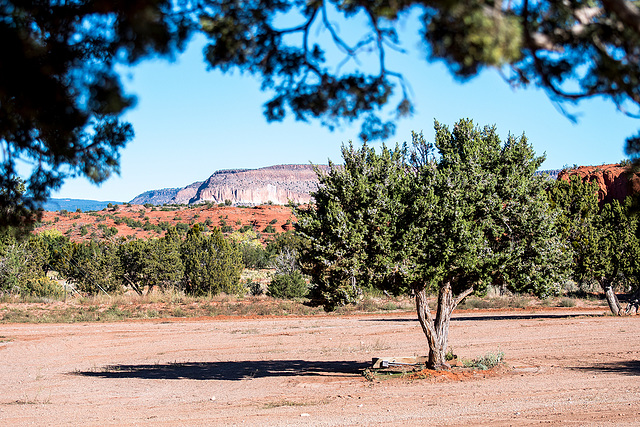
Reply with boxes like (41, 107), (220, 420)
(297, 119), (568, 369)
(548, 175), (601, 291)
(402, 122), (568, 368)
(180, 225), (243, 296)
(549, 177), (640, 315)
(117, 232), (184, 295)
(297, 142), (410, 309)
(62, 240), (122, 295)
(592, 200), (640, 314)
(267, 248), (308, 299)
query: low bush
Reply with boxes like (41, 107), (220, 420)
(267, 271), (308, 299)
(246, 280), (264, 296)
(462, 351), (505, 370)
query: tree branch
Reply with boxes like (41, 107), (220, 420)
(453, 286), (474, 310)
(601, 0), (640, 36)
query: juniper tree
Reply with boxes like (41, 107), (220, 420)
(180, 225), (243, 296)
(297, 119), (568, 369)
(297, 143), (411, 310)
(403, 121), (568, 368)
(549, 177), (640, 315)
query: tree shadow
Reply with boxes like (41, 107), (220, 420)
(73, 359), (369, 381)
(571, 360), (640, 376)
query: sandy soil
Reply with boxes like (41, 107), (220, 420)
(1, 309), (639, 426)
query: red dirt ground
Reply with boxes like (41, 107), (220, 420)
(35, 204), (297, 242)
(1, 308), (638, 425)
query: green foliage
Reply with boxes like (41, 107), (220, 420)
(98, 225), (118, 239)
(175, 222), (190, 234)
(227, 229), (271, 269)
(62, 241), (123, 295)
(404, 121), (568, 299)
(1, 1), (191, 230)
(180, 225), (244, 296)
(238, 244), (270, 269)
(37, 230), (73, 274)
(20, 276), (64, 299)
(267, 247), (308, 299)
(266, 231), (307, 255)
(0, 239), (44, 295)
(262, 225), (276, 234)
(117, 232), (183, 294)
(245, 280), (264, 296)
(550, 176), (640, 305)
(297, 142), (410, 309)
(297, 119), (567, 368)
(299, 121), (566, 310)
(587, 199), (640, 296)
(267, 271), (308, 299)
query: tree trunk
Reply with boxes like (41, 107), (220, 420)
(624, 287), (640, 315)
(415, 282), (474, 370)
(602, 281), (622, 316)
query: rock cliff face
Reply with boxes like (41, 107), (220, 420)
(130, 187), (183, 205)
(557, 164), (640, 204)
(130, 164), (327, 206)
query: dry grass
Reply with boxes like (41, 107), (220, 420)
(0, 289), (607, 324)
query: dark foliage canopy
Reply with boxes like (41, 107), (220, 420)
(297, 119), (568, 310)
(1, 0), (191, 229)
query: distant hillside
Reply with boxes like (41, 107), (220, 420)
(536, 169), (561, 180)
(129, 187), (185, 206)
(130, 164), (329, 206)
(44, 198), (123, 212)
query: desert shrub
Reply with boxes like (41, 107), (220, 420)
(175, 222), (190, 233)
(180, 226), (244, 296)
(246, 280), (264, 296)
(558, 297), (576, 307)
(239, 244), (270, 269)
(263, 225), (276, 233)
(21, 276), (64, 298)
(462, 351), (505, 370)
(381, 302), (398, 311)
(62, 241), (123, 295)
(267, 271), (308, 299)
(445, 348), (457, 361)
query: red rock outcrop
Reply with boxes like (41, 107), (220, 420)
(557, 164), (640, 204)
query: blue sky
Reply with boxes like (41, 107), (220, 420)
(52, 23), (639, 203)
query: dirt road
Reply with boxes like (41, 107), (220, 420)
(1, 309), (638, 426)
